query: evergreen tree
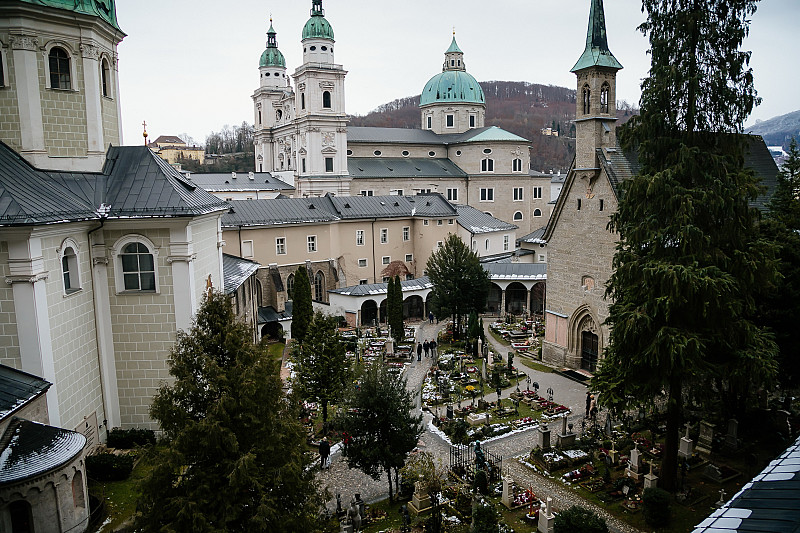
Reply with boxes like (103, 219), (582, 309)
(553, 506), (608, 533)
(292, 311), (352, 426)
(594, 0), (778, 491)
(387, 275), (404, 344)
(136, 292), (321, 532)
(340, 365), (423, 502)
(292, 265), (313, 344)
(426, 234), (490, 339)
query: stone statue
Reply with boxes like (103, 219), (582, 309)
(475, 440), (486, 472)
(348, 497), (362, 531)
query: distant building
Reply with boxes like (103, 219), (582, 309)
(150, 135), (206, 165)
(189, 171), (294, 200)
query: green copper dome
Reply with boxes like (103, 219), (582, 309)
(302, 16), (334, 41)
(420, 70), (485, 106)
(17, 0), (121, 31)
(260, 23), (286, 68)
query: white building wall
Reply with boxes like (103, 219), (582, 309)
(191, 217), (223, 302)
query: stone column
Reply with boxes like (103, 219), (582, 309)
(169, 225), (197, 332)
(500, 289), (506, 315)
(10, 35), (45, 158)
(6, 236), (60, 425)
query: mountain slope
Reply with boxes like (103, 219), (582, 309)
(747, 110), (800, 148)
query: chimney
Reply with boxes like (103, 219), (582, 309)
(231, 172), (237, 179)
(249, 172), (255, 180)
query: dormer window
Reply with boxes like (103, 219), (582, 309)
(582, 84), (591, 115)
(600, 82), (610, 113)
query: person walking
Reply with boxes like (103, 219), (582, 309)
(429, 311), (434, 324)
(423, 340), (430, 358)
(430, 339), (437, 358)
(319, 437), (331, 470)
(585, 391), (592, 419)
(589, 395), (598, 420)
(417, 342), (422, 361)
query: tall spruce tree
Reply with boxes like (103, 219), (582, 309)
(292, 311), (352, 426)
(136, 292), (321, 532)
(593, 0), (778, 491)
(426, 234), (490, 339)
(387, 275), (404, 344)
(292, 265), (313, 344)
(340, 364), (423, 502)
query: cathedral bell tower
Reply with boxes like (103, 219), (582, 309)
(571, 0), (622, 176)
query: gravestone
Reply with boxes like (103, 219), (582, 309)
(409, 481), (431, 514)
(703, 464), (723, 483)
(644, 461), (658, 489)
(501, 469), (515, 509)
(678, 422), (694, 459)
(626, 444), (643, 481)
(536, 424), (551, 451)
(467, 412), (489, 426)
(696, 421), (715, 457)
(446, 405), (454, 419)
(537, 497), (555, 533)
(607, 441), (619, 465)
(725, 419), (738, 450)
(556, 415), (576, 448)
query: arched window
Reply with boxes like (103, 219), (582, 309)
(101, 58), (110, 97)
(314, 271), (325, 302)
(9, 500), (33, 532)
(120, 242), (156, 291)
(485, 239), (490, 251)
(61, 243), (80, 294)
(73, 471), (86, 508)
(513, 211), (523, 221)
(534, 208), (543, 217)
(256, 279), (263, 307)
(49, 46), (71, 89)
(286, 273), (295, 300)
(582, 84), (591, 115)
(600, 82), (609, 113)
(322, 90), (332, 109)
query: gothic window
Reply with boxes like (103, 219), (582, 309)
(323, 91), (332, 109)
(287, 274), (295, 299)
(119, 241), (156, 291)
(582, 84), (592, 115)
(314, 271), (325, 302)
(256, 279), (263, 306)
(600, 82), (610, 113)
(49, 47), (71, 90)
(101, 58), (110, 97)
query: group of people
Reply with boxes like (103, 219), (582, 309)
(416, 339), (437, 361)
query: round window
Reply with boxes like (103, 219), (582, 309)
(321, 46), (328, 51)
(429, 151), (436, 157)
(456, 150), (462, 156)
(402, 150), (409, 157)
(483, 148), (492, 154)
(374, 150), (382, 156)
(310, 46), (317, 51)
(347, 150), (353, 156)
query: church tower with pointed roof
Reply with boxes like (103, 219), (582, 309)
(420, 34), (486, 134)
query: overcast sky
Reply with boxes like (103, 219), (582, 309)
(115, 0), (797, 146)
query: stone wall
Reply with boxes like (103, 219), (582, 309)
(0, 241), (20, 368)
(37, 46), (88, 158)
(0, 40), (22, 151)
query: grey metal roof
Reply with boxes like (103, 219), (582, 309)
(222, 193), (456, 228)
(0, 366), (50, 421)
(0, 142), (229, 226)
(484, 263), (547, 280)
(222, 254), (260, 294)
(518, 226), (547, 244)
(258, 302), (293, 324)
(456, 204), (517, 234)
(348, 157), (467, 179)
(347, 126), (529, 146)
(694, 433), (800, 532)
(330, 276), (434, 296)
(188, 172), (294, 192)
(0, 419), (86, 484)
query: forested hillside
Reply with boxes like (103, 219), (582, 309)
(349, 81), (639, 172)
(747, 110), (800, 149)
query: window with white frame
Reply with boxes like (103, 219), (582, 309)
(513, 187), (523, 201)
(325, 157), (334, 173)
(423, 220), (429, 226)
(403, 227), (410, 241)
(114, 236), (158, 293)
(446, 114), (454, 128)
(360, 190), (373, 196)
(469, 115), (476, 128)
(512, 158), (523, 172)
(358, 258), (368, 267)
(481, 158), (494, 172)
(382, 256), (390, 265)
(427, 115), (432, 129)
(533, 187), (542, 199)
(380, 228), (388, 243)
(241, 240), (254, 258)
(48, 46), (72, 90)
(405, 254), (413, 262)
(534, 208), (543, 217)
(276, 237), (286, 255)
(503, 235), (510, 251)
(437, 220), (443, 226)
(447, 188), (458, 202)
(513, 211), (523, 221)
(480, 188), (494, 201)
(356, 230), (365, 246)
(60, 239), (81, 294)
(448, 219), (454, 225)
(307, 235), (317, 252)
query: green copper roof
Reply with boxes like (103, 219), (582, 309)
(260, 22), (286, 68)
(17, 0), (121, 31)
(461, 126), (527, 143)
(421, 70), (485, 106)
(446, 36), (463, 54)
(302, 16), (334, 41)
(571, 0), (622, 72)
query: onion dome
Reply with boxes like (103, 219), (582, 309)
(302, 0), (334, 41)
(260, 21), (286, 68)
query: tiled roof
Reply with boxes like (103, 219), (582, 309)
(0, 142), (229, 226)
(694, 434), (800, 532)
(222, 193), (456, 228)
(0, 366), (50, 421)
(0, 419), (86, 484)
(348, 157), (467, 179)
(330, 276), (434, 296)
(484, 263), (547, 280)
(456, 204), (517, 234)
(347, 126), (529, 145)
(222, 254), (260, 294)
(188, 172), (294, 192)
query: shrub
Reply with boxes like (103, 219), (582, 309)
(106, 428), (156, 449)
(643, 487), (671, 527)
(471, 500), (499, 533)
(86, 453), (135, 482)
(473, 469), (489, 495)
(553, 505), (608, 533)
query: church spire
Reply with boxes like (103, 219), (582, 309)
(267, 18), (278, 49)
(571, 0), (622, 72)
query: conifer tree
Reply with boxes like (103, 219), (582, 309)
(593, 0), (778, 491)
(340, 365), (423, 502)
(136, 292), (321, 532)
(292, 265), (313, 344)
(292, 311), (352, 426)
(392, 275), (405, 343)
